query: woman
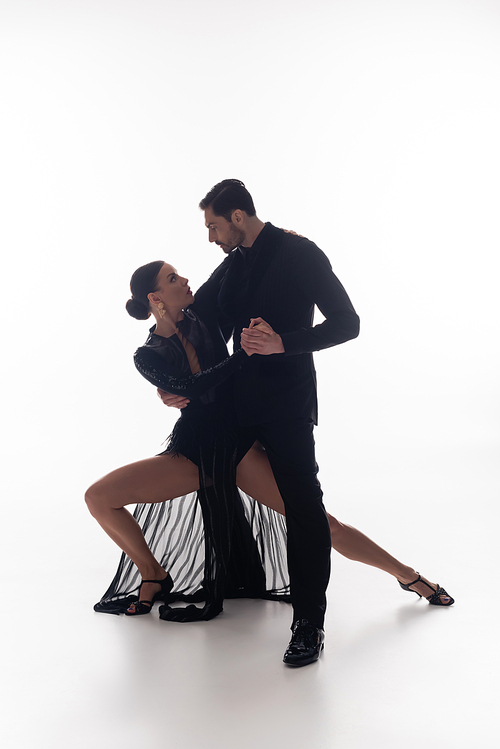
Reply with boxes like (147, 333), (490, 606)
(87, 261), (453, 621)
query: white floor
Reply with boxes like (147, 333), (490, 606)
(3, 459), (498, 749)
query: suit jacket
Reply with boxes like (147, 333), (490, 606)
(200, 222), (360, 426)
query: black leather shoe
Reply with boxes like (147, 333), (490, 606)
(283, 619), (325, 667)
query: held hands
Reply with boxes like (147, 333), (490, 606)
(157, 388), (190, 409)
(240, 317), (285, 356)
(157, 317), (284, 409)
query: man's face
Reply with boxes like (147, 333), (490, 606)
(204, 207), (245, 254)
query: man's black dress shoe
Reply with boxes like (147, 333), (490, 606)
(283, 619), (325, 667)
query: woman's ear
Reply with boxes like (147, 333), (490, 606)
(148, 292), (162, 306)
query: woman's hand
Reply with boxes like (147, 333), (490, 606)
(241, 318), (285, 356)
(281, 228), (305, 237)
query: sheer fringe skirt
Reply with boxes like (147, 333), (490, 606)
(94, 404), (290, 620)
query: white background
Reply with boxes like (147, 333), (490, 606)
(1, 1), (499, 747)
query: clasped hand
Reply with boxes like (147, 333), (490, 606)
(240, 317), (285, 356)
(157, 317), (284, 410)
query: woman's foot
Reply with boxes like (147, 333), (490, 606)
(126, 572), (173, 615)
(397, 569), (454, 605)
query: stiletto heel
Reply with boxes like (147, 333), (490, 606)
(125, 573), (174, 616)
(398, 572), (454, 606)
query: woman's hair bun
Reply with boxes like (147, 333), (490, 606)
(125, 297), (150, 320)
(127, 261), (163, 320)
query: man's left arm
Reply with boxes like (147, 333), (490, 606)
(241, 240), (359, 356)
(280, 240), (360, 355)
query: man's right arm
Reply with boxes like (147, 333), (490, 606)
(157, 253), (235, 408)
(190, 254), (233, 323)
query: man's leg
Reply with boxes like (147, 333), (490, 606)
(255, 419), (331, 631)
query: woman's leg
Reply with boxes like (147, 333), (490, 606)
(85, 453), (199, 607)
(236, 444), (451, 602)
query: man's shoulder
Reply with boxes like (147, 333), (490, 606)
(195, 253), (236, 299)
(266, 224), (329, 266)
(207, 252), (236, 280)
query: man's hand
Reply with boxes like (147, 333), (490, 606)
(240, 317), (285, 356)
(157, 388), (190, 409)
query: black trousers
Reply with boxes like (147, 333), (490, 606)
(238, 418), (331, 630)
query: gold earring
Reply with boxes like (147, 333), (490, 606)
(158, 302), (165, 318)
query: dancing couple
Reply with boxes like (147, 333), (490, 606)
(86, 179), (454, 667)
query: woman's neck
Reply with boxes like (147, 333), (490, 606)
(152, 308), (184, 338)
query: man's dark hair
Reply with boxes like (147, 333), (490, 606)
(199, 179), (256, 221)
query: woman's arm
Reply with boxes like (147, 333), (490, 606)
(134, 346), (247, 399)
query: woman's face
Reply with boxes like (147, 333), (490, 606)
(151, 263), (194, 310)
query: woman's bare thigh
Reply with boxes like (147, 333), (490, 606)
(89, 443), (285, 515)
(88, 453), (200, 509)
(236, 443), (286, 515)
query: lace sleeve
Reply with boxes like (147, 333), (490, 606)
(134, 346), (247, 398)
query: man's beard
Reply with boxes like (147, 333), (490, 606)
(219, 226), (245, 254)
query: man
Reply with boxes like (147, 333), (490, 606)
(162, 179), (360, 666)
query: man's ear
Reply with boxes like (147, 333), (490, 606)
(232, 209), (244, 225)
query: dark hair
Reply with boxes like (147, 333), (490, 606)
(199, 179), (256, 221)
(125, 260), (164, 320)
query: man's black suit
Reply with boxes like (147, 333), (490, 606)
(212, 223), (360, 628)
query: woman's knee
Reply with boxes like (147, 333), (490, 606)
(84, 478), (117, 516)
(84, 480), (100, 515)
(327, 513), (344, 540)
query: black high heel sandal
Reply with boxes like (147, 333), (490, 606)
(398, 572), (454, 606)
(125, 574), (174, 616)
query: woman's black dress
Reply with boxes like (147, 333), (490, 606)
(94, 290), (290, 621)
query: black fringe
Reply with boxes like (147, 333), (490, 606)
(94, 401), (290, 620)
